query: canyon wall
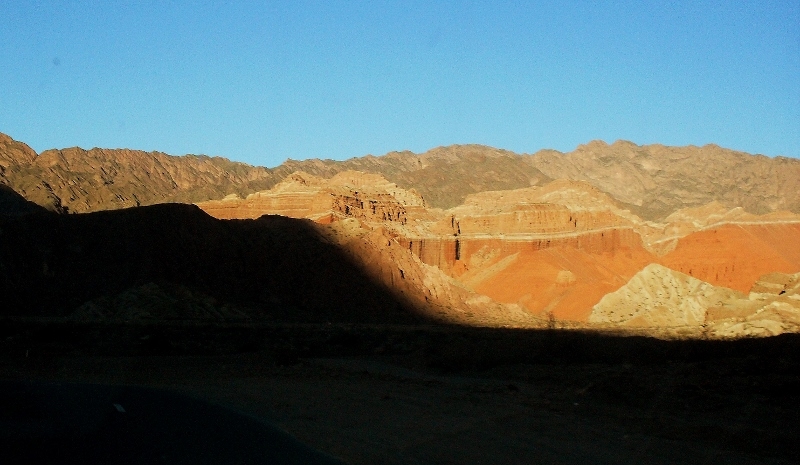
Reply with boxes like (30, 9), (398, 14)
(398, 228), (642, 275)
(197, 172), (653, 322)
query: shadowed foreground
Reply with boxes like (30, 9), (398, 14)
(0, 203), (427, 323)
(2, 322), (799, 464)
(0, 381), (344, 465)
(1, 199), (798, 463)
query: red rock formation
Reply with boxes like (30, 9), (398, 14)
(318, 219), (540, 327)
(659, 223), (800, 293)
(399, 228), (644, 276)
(200, 172), (653, 323)
(462, 242), (654, 321)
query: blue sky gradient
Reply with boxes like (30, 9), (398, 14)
(1, 1), (798, 166)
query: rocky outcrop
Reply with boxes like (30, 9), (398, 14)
(454, 206), (626, 235)
(709, 272), (800, 337)
(198, 171), (426, 224)
(750, 272), (800, 295)
(0, 132), (37, 171)
(590, 265), (800, 337)
(589, 264), (743, 327)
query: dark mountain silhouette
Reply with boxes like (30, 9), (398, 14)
(0, 204), (427, 324)
(0, 184), (47, 216)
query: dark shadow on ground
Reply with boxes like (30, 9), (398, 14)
(2, 203), (799, 463)
(1, 323), (799, 463)
(0, 380), (345, 464)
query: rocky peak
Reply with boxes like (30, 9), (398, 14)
(0, 132), (37, 170)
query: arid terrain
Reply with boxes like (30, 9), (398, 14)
(2, 131), (800, 463)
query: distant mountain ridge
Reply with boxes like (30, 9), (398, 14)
(1, 132), (799, 220)
(529, 140), (800, 220)
(0, 133), (278, 213)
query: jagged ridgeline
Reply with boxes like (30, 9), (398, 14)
(2, 132), (800, 220)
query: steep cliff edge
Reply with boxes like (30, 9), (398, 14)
(199, 170), (426, 223)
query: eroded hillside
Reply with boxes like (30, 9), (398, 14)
(3, 130), (800, 337)
(0, 133), (280, 213)
(530, 140), (800, 220)
(197, 170), (800, 329)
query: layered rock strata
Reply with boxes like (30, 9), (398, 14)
(197, 172), (653, 321)
(659, 223), (800, 292)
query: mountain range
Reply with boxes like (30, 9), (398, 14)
(2, 131), (800, 337)
(3, 132), (799, 220)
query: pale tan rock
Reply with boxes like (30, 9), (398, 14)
(530, 140), (800, 220)
(589, 264), (743, 327)
(590, 267), (800, 337)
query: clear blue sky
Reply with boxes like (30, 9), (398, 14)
(1, 1), (798, 166)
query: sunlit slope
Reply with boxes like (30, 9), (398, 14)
(590, 264), (800, 337)
(466, 245), (654, 321)
(659, 223), (800, 292)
